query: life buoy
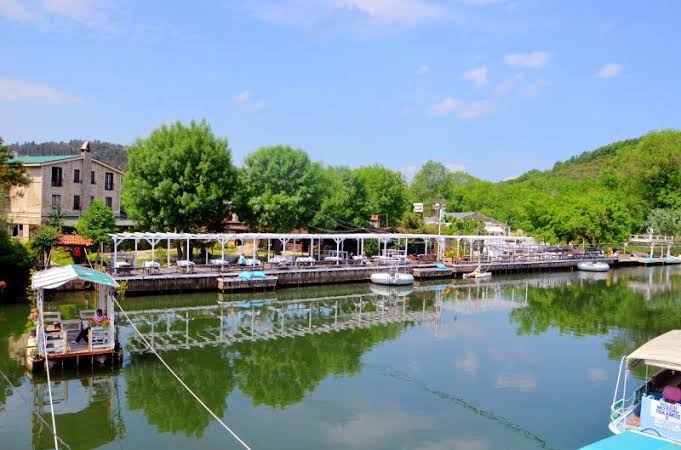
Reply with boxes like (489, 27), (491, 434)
(83, 281), (92, 290)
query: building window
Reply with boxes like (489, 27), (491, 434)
(51, 194), (62, 211)
(105, 197), (112, 208)
(73, 169), (81, 183)
(91, 171), (96, 184)
(105, 172), (114, 191)
(51, 167), (63, 187)
(73, 195), (81, 210)
(90, 196), (94, 203)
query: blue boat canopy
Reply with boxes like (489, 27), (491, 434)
(32, 265), (119, 289)
(580, 431), (681, 450)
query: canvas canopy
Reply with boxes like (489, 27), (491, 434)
(627, 330), (681, 372)
(32, 265), (118, 290)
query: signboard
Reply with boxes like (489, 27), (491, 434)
(651, 398), (681, 431)
(413, 203), (423, 213)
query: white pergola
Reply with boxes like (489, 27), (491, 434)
(108, 231), (535, 267)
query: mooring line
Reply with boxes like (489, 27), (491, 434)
(368, 364), (556, 450)
(0, 368), (72, 449)
(114, 298), (253, 450)
(38, 306), (60, 450)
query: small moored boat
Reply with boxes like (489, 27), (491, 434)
(609, 330), (681, 444)
(370, 270), (414, 286)
(577, 261), (610, 272)
(462, 265), (492, 280)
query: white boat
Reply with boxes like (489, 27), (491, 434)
(462, 265), (492, 280)
(577, 261), (610, 272)
(370, 272), (414, 286)
(665, 256), (681, 265)
(609, 330), (681, 444)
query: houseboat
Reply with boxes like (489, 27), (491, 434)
(27, 265), (121, 372)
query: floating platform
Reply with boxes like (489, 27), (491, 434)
(412, 266), (453, 279)
(217, 276), (278, 291)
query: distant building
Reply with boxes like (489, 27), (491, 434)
(425, 211), (510, 235)
(3, 141), (130, 240)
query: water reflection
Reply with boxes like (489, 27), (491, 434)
(31, 372), (124, 450)
(4, 266), (681, 449)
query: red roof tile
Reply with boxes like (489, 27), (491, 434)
(59, 235), (93, 246)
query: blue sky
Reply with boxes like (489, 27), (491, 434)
(1, 0), (680, 180)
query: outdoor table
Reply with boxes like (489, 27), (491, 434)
(210, 259), (229, 272)
(142, 261), (161, 274)
(114, 261), (131, 275)
(177, 260), (196, 273)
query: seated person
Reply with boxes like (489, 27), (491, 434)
(73, 309), (105, 344)
(238, 254), (247, 265)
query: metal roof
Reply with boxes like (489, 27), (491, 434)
(8, 155), (80, 165)
(32, 265), (118, 289)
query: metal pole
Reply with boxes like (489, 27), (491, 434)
(167, 239), (171, 267)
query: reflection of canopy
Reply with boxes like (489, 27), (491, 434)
(628, 330), (681, 371)
(32, 265), (118, 289)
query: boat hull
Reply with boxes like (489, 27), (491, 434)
(370, 273), (414, 286)
(577, 262), (610, 272)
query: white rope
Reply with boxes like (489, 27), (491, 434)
(37, 301), (60, 450)
(113, 297), (253, 450)
(0, 368), (71, 449)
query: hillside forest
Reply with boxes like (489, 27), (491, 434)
(7, 127), (681, 245)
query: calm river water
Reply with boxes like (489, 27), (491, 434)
(1, 265), (681, 450)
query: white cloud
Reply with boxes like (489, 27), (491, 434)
(337, 0), (447, 25)
(596, 63), (621, 79)
(455, 351), (478, 375)
(463, 65), (487, 87)
(494, 372), (537, 391)
(588, 368), (608, 383)
(0, 0), (117, 31)
(235, 90), (267, 111)
(430, 97), (495, 119)
(444, 162), (465, 172)
(235, 90), (250, 105)
(417, 64), (430, 74)
(504, 51), (551, 69)
(459, 0), (506, 6)
(250, 0), (447, 28)
(0, 78), (78, 104)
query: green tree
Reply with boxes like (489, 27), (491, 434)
(237, 146), (324, 232)
(122, 120), (237, 232)
(409, 161), (452, 206)
(0, 218), (35, 301)
(76, 200), (116, 246)
(313, 167), (372, 230)
(634, 130), (681, 209)
(0, 137), (29, 195)
(646, 208), (681, 236)
(355, 165), (409, 226)
(29, 225), (60, 266)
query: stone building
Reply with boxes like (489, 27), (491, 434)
(3, 141), (127, 240)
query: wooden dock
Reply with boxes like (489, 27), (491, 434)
(113, 257), (620, 294)
(217, 276), (278, 291)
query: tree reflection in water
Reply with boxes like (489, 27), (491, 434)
(125, 322), (405, 436)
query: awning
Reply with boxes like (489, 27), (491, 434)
(32, 265), (119, 290)
(628, 330), (681, 371)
